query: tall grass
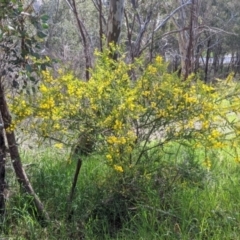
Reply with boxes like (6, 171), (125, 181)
(1, 143), (240, 239)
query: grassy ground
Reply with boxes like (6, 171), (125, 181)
(1, 143), (240, 239)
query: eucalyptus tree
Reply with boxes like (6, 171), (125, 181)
(161, 0), (240, 80)
(209, 0), (240, 78)
(37, 0), (240, 80)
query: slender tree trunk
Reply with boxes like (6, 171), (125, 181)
(66, 157), (82, 220)
(0, 118), (6, 217)
(212, 43), (222, 76)
(182, 0), (197, 80)
(183, 0), (194, 80)
(204, 38), (211, 83)
(0, 81), (49, 222)
(71, 0), (92, 81)
(234, 52), (240, 76)
(65, 0), (92, 80)
(98, 0), (104, 52)
(173, 0), (200, 80)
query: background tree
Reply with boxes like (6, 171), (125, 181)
(35, 0), (240, 80)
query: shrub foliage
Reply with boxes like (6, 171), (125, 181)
(9, 49), (240, 173)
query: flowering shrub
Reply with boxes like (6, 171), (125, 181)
(9, 49), (240, 173)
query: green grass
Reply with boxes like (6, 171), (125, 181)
(1, 143), (240, 239)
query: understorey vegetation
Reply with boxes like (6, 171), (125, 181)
(2, 49), (240, 239)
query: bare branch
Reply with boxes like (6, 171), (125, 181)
(154, 0), (191, 32)
(65, 0), (92, 80)
(64, 0), (73, 11)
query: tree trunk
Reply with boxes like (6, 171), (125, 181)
(212, 43), (222, 76)
(172, 0), (200, 80)
(71, 0), (92, 81)
(106, 0), (125, 59)
(66, 157), (82, 221)
(234, 52), (240, 76)
(0, 119), (6, 217)
(204, 38), (211, 83)
(0, 81), (49, 222)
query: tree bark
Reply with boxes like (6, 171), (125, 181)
(106, 0), (125, 59)
(0, 119), (6, 217)
(66, 157), (82, 221)
(204, 38), (211, 83)
(0, 81), (49, 222)
(183, 0), (195, 80)
(171, 0), (200, 80)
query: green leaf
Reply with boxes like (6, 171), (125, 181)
(41, 64), (46, 71)
(29, 76), (38, 83)
(26, 64), (32, 73)
(37, 31), (47, 39)
(32, 86), (37, 94)
(42, 23), (49, 29)
(41, 14), (49, 23)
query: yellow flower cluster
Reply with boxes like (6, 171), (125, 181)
(8, 49), (240, 172)
(114, 164), (124, 173)
(107, 136), (126, 145)
(203, 158), (211, 170)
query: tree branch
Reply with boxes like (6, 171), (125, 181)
(154, 0), (192, 32)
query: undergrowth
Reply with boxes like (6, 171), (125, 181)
(1, 143), (240, 239)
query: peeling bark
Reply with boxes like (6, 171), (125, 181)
(106, 0), (125, 59)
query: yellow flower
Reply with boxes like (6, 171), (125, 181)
(67, 84), (75, 95)
(151, 102), (157, 108)
(147, 65), (157, 74)
(126, 146), (133, 153)
(114, 165), (123, 173)
(234, 157), (240, 163)
(194, 142), (201, 148)
(187, 120), (194, 128)
(40, 97), (55, 110)
(185, 96), (197, 104)
(53, 123), (61, 130)
(39, 84), (48, 93)
(203, 158), (211, 170)
(155, 56), (162, 64)
(54, 143), (63, 149)
(107, 136), (118, 144)
(199, 114), (205, 120)
(212, 141), (225, 148)
(202, 121), (209, 129)
(106, 154), (112, 161)
(210, 129), (221, 139)
(142, 91), (150, 97)
(113, 120), (123, 130)
(6, 123), (16, 133)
